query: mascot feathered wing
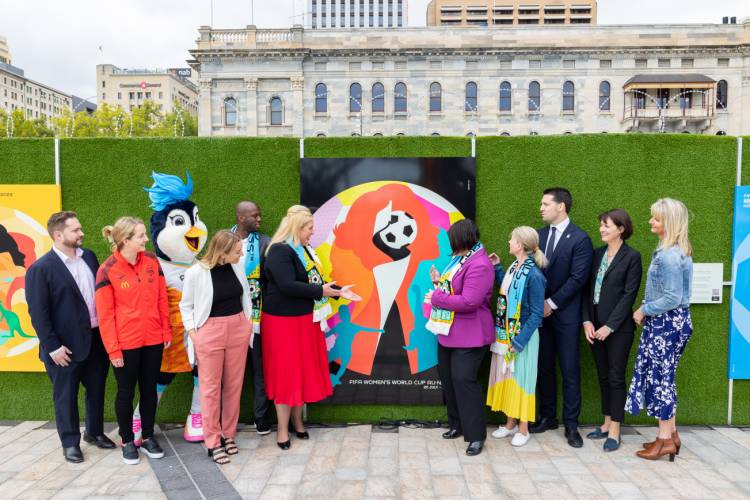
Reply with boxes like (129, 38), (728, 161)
(132, 172), (208, 444)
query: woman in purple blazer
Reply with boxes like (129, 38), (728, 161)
(425, 219), (495, 456)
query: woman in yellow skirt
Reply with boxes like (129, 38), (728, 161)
(487, 226), (547, 447)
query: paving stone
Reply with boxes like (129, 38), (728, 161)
(365, 475), (399, 496)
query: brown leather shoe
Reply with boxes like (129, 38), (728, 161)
(643, 431), (681, 455)
(636, 437), (677, 461)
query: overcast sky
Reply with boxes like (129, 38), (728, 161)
(1, 0), (748, 101)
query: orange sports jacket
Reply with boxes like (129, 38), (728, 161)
(95, 250), (171, 360)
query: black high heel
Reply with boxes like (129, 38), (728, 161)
(277, 440), (291, 450)
(295, 431), (309, 439)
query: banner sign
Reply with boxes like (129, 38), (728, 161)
(729, 186), (750, 379)
(0, 185), (61, 372)
(301, 157), (475, 404)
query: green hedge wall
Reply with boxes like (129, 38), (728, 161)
(0, 135), (747, 426)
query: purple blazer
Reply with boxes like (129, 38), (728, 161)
(430, 247), (495, 349)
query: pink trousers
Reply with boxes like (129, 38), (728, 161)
(194, 312), (250, 449)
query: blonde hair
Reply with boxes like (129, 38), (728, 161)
(651, 198), (692, 256)
(511, 226), (548, 269)
(267, 205), (314, 254)
(200, 230), (242, 269)
(102, 216), (145, 252)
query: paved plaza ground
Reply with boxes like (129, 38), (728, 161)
(0, 421), (749, 499)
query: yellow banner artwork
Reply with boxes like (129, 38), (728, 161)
(0, 185), (61, 372)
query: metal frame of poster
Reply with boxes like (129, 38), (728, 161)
(301, 157), (476, 405)
(0, 185), (61, 372)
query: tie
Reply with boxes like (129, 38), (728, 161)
(546, 226), (557, 258)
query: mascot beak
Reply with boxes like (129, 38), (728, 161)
(184, 226), (207, 253)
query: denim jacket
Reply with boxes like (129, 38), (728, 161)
(642, 245), (693, 317)
(494, 263), (547, 353)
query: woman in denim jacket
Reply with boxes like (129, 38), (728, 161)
(486, 226), (547, 447)
(625, 198), (693, 462)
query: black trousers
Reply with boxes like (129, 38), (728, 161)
(43, 328), (110, 448)
(538, 321), (581, 428)
(437, 344), (488, 442)
(112, 343), (163, 443)
(589, 311), (634, 423)
(248, 333), (270, 426)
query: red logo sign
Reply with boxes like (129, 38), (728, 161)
(139, 81), (148, 89)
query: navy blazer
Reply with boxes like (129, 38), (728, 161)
(26, 248), (99, 362)
(538, 222), (593, 325)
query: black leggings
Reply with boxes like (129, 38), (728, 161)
(113, 343), (163, 443)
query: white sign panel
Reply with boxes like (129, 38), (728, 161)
(690, 263), (723, 304)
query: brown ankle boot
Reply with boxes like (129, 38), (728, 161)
(637, 437), (677, 461)
(643, 431), (681, 455)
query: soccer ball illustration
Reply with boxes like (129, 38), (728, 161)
(378, 211), (418, 250)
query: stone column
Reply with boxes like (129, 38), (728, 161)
(198, 78), (212, 136)
(291, 76), (305, 137)
(245, 78), (258, 137)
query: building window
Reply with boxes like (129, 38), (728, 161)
(563, 59), (575, 69)
(657, 88), (669, 108)
(270, 97), (283, 125)
(562, 81), (575, 112)
(529, 59), (541, 69)
(159, 92), (163, 99)
(679, 89), (692, 109)
(681, 58), (694, 68)
(717, 80), (728, 109)
(102, 93), (106, 101)
(224, 97), (237, 126)
(429, 82), (442, 112)
(528, 81), (540, 111)
(102, 81), (106, 88)
(372, 82), (384, 113)
(658, 58), (671, 68)
(599, 59), (612, 69)
(499, 81), (511, 112)
(394, 82), (407, 112)
(117, 92), (122, 99)
(350, 83), (362, 112)
(146, 92), (152, 99)
(315, 83), (328, 113)
(718, 58), (730, 67)
(599, 81), (610, 111)
(465, 82), (477, 112)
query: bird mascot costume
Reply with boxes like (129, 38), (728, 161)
(132, 171), (208, 443)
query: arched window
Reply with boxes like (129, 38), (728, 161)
(372, 82), (384, 113)
(717, 80), (728, 110)
(315, 83), (327, 113)
(562, 81), (575, 111)
(316, 133), (326, 137)
(599, 81), (611, 111)
(350, 83), (362, 113)
(394, 82), (407, 113)
(224, 97), (237, 126)
(528, 81), (540, 111)
(431, 132), (440, 136)
(499, 81), (512, 112)
(465, 81), (478, 112)
(500, 132), (511, 136)
(373, 132), (383, 136)
(270, 97), (282, 125)
(429, 82), (442, 112)
(466, 132), (475, 137)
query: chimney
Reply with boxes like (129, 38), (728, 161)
(722, 16), (729, 24)
(730, 16), (737, 24)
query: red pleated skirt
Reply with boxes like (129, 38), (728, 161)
(261, 312), (333, 406)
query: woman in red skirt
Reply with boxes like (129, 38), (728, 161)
(262, 205), (341, 449)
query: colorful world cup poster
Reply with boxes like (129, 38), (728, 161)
(729, 186), (750, 379)
(301, 157), (475, 404)
(0, 185), (61, 372)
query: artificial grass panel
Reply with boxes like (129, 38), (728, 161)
(0, 135), (747, 426)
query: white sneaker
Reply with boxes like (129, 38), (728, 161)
(492, 425), (518, 439)
(511, 432), (531, 447)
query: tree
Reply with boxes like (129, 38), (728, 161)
(0, 108), (54, 138)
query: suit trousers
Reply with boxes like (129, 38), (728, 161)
(43, 328), (110, 447)
(247, 333), (271, 426)
(113, 343), (163, 443)
(438, 344), (488, 442)
(590, 308), (634, 423)
(538, 320), (581, 428)
(195, 312), (251, 449)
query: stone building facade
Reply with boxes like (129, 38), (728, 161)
(426, 0), (597, 27)
(189, 21), (750, 137)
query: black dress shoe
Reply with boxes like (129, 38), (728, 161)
(63, 445), (84, 463)
(442, 429), (462, 440)
(529, 417), (559, 434)
(277, 440), (291, 450)
(295, 431), (310, 439)
(83, 432), (116, 449)
(565, 427), (584, 448)
(466, 441), (484, 456)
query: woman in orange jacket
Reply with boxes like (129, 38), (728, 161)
(95, 216), (171, 465)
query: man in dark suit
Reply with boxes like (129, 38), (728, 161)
(26, 211), (115, 463)
(233, 200), (272, 435)
(530, 188), (593, 448)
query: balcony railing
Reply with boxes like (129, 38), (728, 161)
(196, 26), (303, 50)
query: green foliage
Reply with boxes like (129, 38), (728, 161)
(0, 109), (54, 138)
(0, 135), (748, 426)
